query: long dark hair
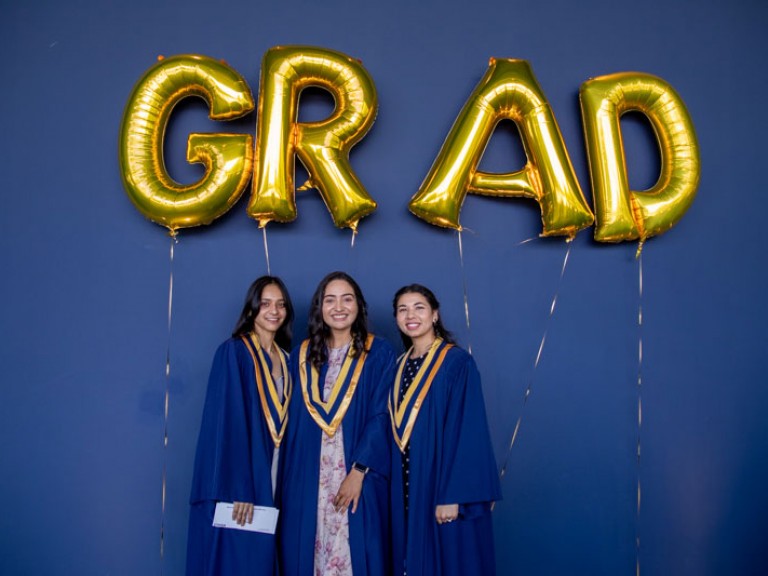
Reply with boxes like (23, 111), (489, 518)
(308, 271), (369, 370)
(392, 284), (455, 351)
(232, 276), (294, 351)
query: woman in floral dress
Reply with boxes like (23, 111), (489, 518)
(278, 271), (396, 576)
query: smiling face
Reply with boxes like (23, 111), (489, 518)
(396, 291), (438, 345)
(322, 279), (359, 336)
(253, 283), (287, 337)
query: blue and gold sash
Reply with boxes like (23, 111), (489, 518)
(241, 333), (291, 447)
(299, 334), (374, 437)
(389, 338), (453, 452)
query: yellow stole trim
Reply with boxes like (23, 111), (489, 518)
(241, 333), (291, 447)
(299, 334), (374, 437)
(389, 338), (453, 452)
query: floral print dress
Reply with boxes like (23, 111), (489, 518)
(314, 344), (353, 575)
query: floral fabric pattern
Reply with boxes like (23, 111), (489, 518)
(314, 344), (353, 575)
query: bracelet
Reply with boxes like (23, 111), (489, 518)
(352, 462), (369, 475)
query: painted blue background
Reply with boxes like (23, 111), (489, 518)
(1, 1), (766, 574)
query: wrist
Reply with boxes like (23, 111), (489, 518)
(352, 461), (369, 475)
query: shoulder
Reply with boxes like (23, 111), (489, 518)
(367, 335), (397, 362)
(442, 344), (478, 374)
(368, 335), (394, 353)
(289, 339), (310, 358)
(214, 336), (246, 358)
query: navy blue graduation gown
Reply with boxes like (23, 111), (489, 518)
(391, 346), (502, 576)
(186, 338), (283, 576)
(277, 336), (396, 576)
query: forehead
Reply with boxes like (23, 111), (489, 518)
(397, 292), (430, 308)
(324, 279), (355, 297)
(261, 284), (284, 299)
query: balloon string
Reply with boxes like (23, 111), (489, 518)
(350, 228), (357, 249)
(160, 232), (177, 572)
(636, 251), (644, 576)
(262, 227), (271, 276)
(457, 230), (472, 355)
(499, 238), (572, 481)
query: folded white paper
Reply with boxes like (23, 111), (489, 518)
(212, 502), (279, 534)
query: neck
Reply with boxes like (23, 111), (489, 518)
(328, 329), (352, 350)
(410, 333), (437, 358)
(253, 327), (276, 354)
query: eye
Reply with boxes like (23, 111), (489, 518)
(276, 301), (286, 309)
(259, 301), (271, 309)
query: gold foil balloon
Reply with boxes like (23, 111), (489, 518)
(248, 46), (378, 230)
(580, 72), (700, 242)
(119, 54), (255, 232)
(409, 58), (594, 237)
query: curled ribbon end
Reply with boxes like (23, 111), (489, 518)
(296, 179), (314, 192)
(635, 238), (646, 259)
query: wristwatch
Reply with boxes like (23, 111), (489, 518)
(352, 461), (369, 475)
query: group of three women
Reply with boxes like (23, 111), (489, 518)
(187, 271), (501, 576)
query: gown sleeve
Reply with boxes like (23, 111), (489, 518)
(190, 339), (258, 505)
(349, 337), (397, 478)
(436, 350), (502, 509)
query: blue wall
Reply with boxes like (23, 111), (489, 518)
(1, 1), (766, 574)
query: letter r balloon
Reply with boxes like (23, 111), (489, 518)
(248, 46), (379, 230)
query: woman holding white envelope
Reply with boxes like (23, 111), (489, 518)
(186, 276), (294, 576)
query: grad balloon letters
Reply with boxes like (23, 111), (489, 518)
(580, 72), (700, 242)
(119, 49), (699, 241)
(409, 58), (594, 237)
(248, 46), (378, 230)
(119, 54), (255, 233)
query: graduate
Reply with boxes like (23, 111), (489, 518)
(277, 271), (396, 576)
(389, 284), (502, 576)
(186, 276), (294, 576)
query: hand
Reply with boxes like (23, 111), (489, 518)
(435, 503), (459, 524)
(333, 469), (365, 514)
(232, 501), (254, 526)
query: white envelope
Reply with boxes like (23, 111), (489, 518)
(212, 502), (279, 534)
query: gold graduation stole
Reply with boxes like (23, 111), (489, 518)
(299, 334), (374, 437)
(241, 333), (291, 447)
(389, 338), (453, 452)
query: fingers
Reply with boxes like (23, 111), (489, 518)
(231, 501), (253, 526)
(333, 492), (351, 513)
(435, 504), (459, 524)
(245, 504), (254, 524)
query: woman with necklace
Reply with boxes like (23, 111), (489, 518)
(187, 276), (294, 576)
(389, 284), (501, 576)
(277, 271), (396, 576)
